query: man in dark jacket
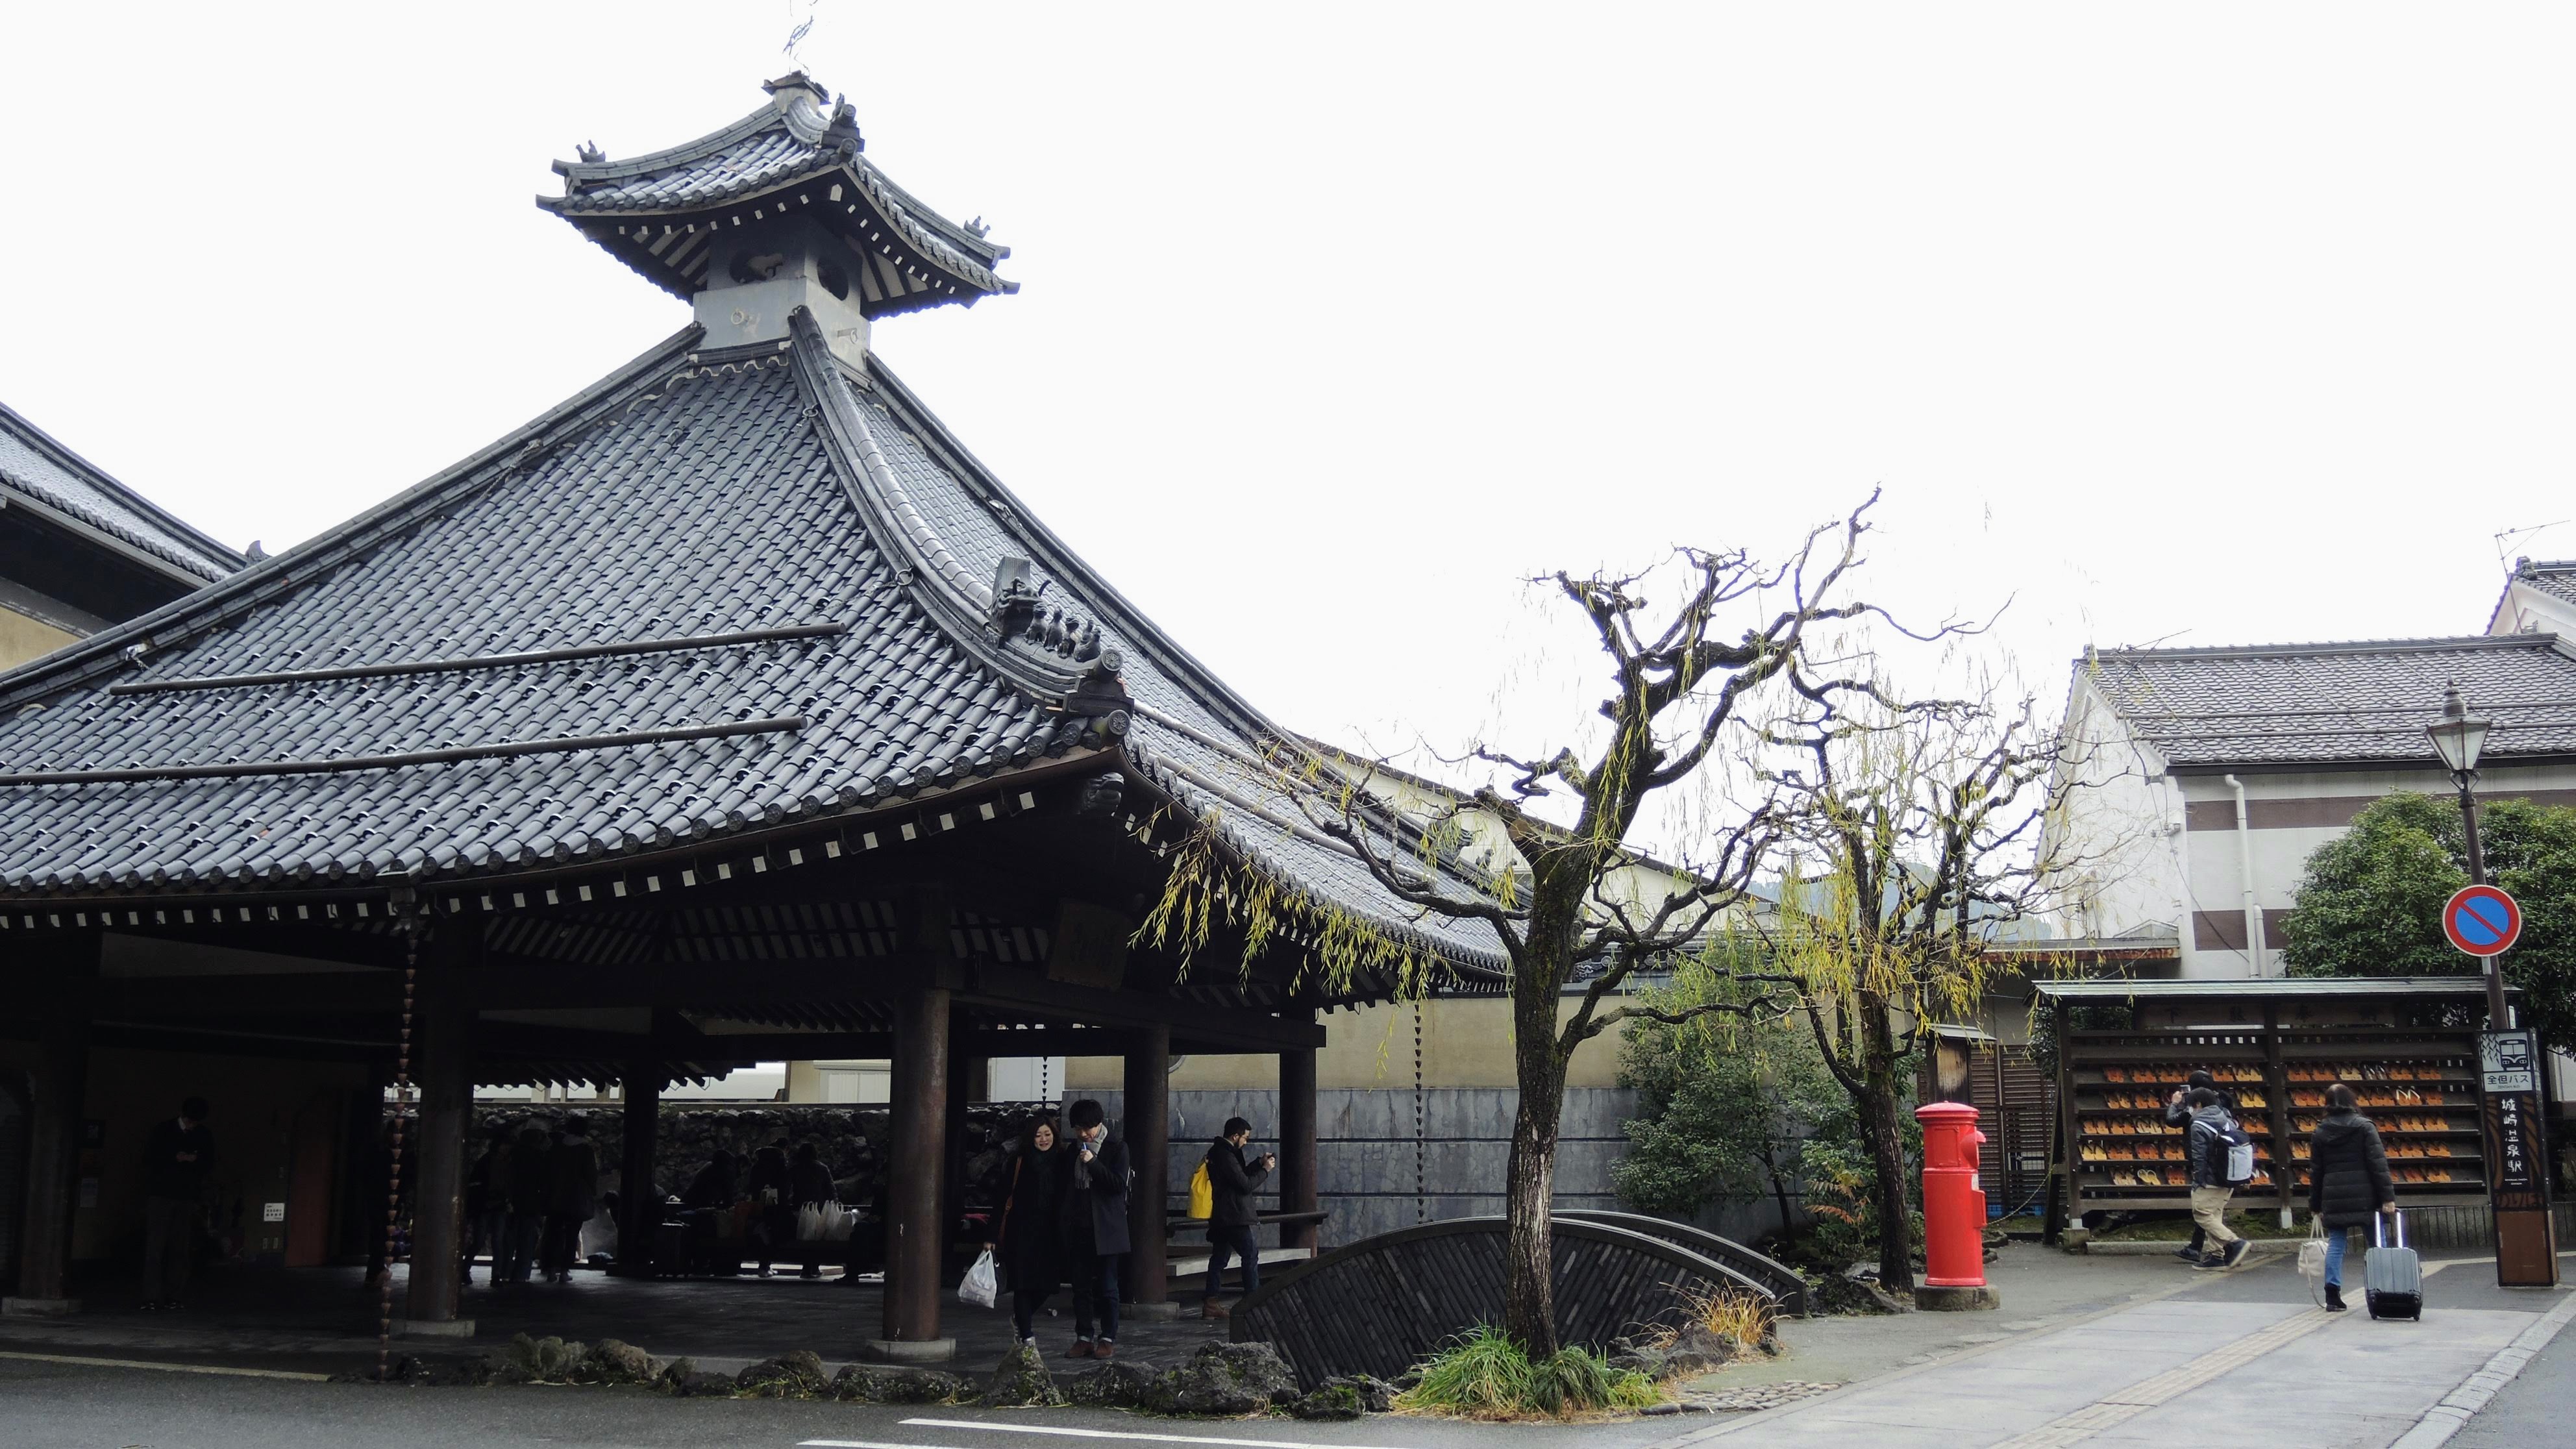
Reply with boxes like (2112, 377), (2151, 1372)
(1058, 1098), (1130, 1360)
(1200, 1117), (1274, 1320)
(2183, 1088), (2249, 1269)
(2308, 1082), (2397, 1312)
(2162, 1071), (2234, 1262)
(541, 1124), (599, 1283)
(140, 1096), (214, 1309)
(787, 1142), (839, 1279)
(502, 1125), (553, 1282)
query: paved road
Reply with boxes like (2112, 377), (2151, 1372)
(2449, 1293), (2576, 1449)
(6, 1253), (2570, 1449)
(0, 1356), (1675, 1449)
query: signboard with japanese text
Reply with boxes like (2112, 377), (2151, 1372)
(2477, 1028), (2557, 1287)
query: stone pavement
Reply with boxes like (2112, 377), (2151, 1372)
(1665, 1252), (2576, 1449)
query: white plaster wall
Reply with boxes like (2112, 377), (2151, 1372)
(2042, 676), (2190, 947)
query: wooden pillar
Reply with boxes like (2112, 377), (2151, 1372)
(402, 924), (474, 1328)
(615, 1060), (662, 1275)
(1122, 1024), (1171, 1307)
(875, 985), (953, 1357)
(942, 1045), (985, 1265)
(1280, 1045), (1320, 1252)
(5, 1008), (93, 1313)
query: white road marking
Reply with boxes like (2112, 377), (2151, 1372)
(0, 1348), (330, 1381)
(887, 1424), (1412, 1449)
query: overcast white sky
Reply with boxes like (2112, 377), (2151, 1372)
(3, 5), (2569, 801)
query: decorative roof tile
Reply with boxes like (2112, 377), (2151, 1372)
(2086, 635), (2576, 769)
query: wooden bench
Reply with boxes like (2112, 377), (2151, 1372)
(1226, 1215), (1788, 1386)
(1161, 1209), (1329, 1279)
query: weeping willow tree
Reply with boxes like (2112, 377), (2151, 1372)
(1761, 680), (2068, 1295)
(1142, 495), (1903, 1354)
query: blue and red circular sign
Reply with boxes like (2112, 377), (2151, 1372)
(2443, 884), (2522, 958)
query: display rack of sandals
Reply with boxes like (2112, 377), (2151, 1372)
(2039, 978), (2508, 1220)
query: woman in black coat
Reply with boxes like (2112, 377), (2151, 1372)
(991, 1118), (1065, 1346)
(2308, 1082), (2397, 1312)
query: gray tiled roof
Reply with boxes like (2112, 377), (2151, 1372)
(2512, 560), (2576, 610)
(540, 76), (1011, 308)
(0, 402), (241, 582)
(2087, 636), (2576, 768)
(0, 323), (1507, 977)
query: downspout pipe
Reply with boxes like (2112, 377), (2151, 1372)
(2225, 774), (2264, 976)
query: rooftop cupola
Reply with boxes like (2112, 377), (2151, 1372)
(540, 73), (1015, 367)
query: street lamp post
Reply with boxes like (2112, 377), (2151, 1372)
(2426, 683), (2507, 1027)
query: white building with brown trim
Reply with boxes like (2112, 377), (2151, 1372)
(2048, 584), (2576, 980)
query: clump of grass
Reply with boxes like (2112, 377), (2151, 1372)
(1396, 1326), (1664, 1419)
(1680, 1287), (1775, 1357)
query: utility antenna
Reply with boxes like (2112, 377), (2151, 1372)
(2492, 521), (2566, 634)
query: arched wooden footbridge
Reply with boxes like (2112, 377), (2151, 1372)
(1226, 1214), (1807, 1386)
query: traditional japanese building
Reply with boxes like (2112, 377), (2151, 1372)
(0, 402), (242, 668)
(0, 75), (1504, 1353)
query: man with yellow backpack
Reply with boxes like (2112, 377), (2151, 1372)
(1195, 1117), (1274, 1320)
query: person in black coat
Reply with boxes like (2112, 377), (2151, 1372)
(746, 1144), (794, 1277)
(541, 1124), (599, 1283)
(1058, 1098), (1130, 1359)
(140, 1096), (215, 1310)
(787, 1143), (839, 1279)
(501, 1126), (553, 1283)
(1200, 1117), (1274, 1319)
(989, 1118), (1065, 1344)
(2308, 1082), (2397, 1313)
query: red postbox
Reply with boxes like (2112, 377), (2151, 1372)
(1916, 1102), (1988, 1288)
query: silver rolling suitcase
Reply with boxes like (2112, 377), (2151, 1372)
(2365, 1210), (2422, 1321)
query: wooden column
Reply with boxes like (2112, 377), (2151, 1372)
(1280, 1045), (1320, 1252)
(876, 985), (953, 1357)
(402, 924), (474, 1327)
(1123, 1024), (1171, 1307)
(615, 1060), (662, 1275)
(941, 1045), (986, 1267)
(6, 1006), (93, 1313)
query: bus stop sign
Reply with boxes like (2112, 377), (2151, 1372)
(2444, 884), (2522, 958)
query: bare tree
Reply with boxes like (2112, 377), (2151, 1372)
(1143, 495), (1901, 1354)
(1759, 676), (2071, 1295)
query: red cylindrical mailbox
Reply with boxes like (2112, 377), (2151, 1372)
(1916, 1101), (1988, 1288)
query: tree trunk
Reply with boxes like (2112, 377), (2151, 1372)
(1502, 983), (1568, 1354)
(1857, 993), (1916, 1295)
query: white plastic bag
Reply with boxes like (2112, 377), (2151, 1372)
(958, 1248), (998, 1309)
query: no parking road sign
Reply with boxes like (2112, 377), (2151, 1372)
(2444, 884), (2522, 958)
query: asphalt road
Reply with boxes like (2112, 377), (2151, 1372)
(0, 1358), (1680, 1449)
(2451, 1305), (2576, 1449)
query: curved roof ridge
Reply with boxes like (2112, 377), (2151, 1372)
(0, 401), (242, 582)
(858, 353), (1286, 752)
(0, 326), (706, 713)
(2088, 634), (2554, 662)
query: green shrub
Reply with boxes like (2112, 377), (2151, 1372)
(1396, 1326), (1663, 1418)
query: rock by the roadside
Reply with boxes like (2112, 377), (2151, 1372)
(1321, 1374), (1394, 1413)
(1065, 1360), (1161, 1409)
(1607, 1347), (1665, 1378)
(1659, 1322), (1744, 1377)
(737, 1349), (830, 1398)
(498, 1333), (589, 1383)
(1289, 1384), (1365, 1420)
(831, 1364), (968, 1404)
(982, 1344), (1063, 1407)
(1149, 1342), (1301, 1417)
(1808, 1274), (1907, 1316)
(573, 1339), (663, 1385)
(330, 1355), (438, 1385)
